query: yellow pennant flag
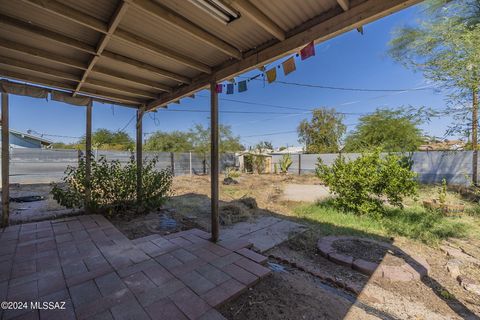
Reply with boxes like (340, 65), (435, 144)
(266, 67), (276, 83)
(282, 57), (296, 76)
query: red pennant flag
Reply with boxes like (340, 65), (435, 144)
(215, 84), (222, 93)
(300, 41), (315, 60)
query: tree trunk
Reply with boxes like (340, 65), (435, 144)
(473, 86), (478, 185)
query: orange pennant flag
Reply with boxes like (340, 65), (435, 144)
(266, 67), (276, 83)
(282, 57), (296, 76)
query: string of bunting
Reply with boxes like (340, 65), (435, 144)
(215, 41), (315, 94)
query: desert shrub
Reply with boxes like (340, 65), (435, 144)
(279, 154), (293, 173)
(316, 149), (418, 215)
(51, 155), (172, 216)
(224, 167), (241, 179)
(438, 178), (447, 205)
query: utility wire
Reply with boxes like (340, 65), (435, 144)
(237, 76), (436, 92)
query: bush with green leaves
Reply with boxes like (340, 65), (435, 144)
(316, 150), (418, 215)
(51, 155), (172, 216)
(279, 154), (293, 173)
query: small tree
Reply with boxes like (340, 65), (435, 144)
(389, 0), (480, 182)
(298, 108), (346, 153)
(144, 131), (194, 152)
(316, 150), (418, 215)
(344, 108), (424, 152)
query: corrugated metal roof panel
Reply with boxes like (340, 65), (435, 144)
(0, 25), (91, 62)
(104, 38), (201, 79)
(251, 0), (338, 32)
(156, 0), (273, 52)
(0, 0), (101, 45)
(119, 5), (228, 67)
(0, 48), (83, 76)
(87, 72), (163, 93)
(94, 55), (184, 88)
(60, 0), (118, 22)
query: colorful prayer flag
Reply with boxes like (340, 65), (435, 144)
(266, 67), (276, 83)
(226, 83), (234, 94)
(282, 57), (296, 76)
(300, 41), (315, 60)
(215, 84), (222, 93)
(238, 80), (247, 92)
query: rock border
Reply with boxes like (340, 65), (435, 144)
(318, 236), (430, 282)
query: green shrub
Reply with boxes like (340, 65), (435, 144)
(438, 178), (447, 205)
(225, 167), (241, 179)
(51, 156), (172, 216)
(279, 154), (293, 173)
(316, 149), (418, 215)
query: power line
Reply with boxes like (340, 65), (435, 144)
(161, 108), (365, 115)
(238, 76), (436, 92)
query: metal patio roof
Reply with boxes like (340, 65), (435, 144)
(0, 0), (421, 110)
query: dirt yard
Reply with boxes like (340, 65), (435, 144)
(168, 174), (480, 320)
(5, 173), (480, 319)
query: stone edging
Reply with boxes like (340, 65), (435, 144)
(317, 236), (430, 282)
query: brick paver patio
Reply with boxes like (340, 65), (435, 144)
(0, 215), (271, 320)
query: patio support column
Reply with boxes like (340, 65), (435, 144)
(1, 93), (9, 227)
(210, 81), (219, 242)
(136, 107), (144, 205)
(85, 100), (92, 213)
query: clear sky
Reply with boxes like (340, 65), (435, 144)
(6, 3), (455, 149)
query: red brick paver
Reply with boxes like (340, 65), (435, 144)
(0, 215), (271, 320)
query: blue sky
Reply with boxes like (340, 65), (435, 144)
(7, 3), (454, 149)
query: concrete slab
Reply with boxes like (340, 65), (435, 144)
(282, 184), (331, 202)
(220, 216), (306, 252)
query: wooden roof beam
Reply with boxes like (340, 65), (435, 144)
(0, 68), (143, 105)
(0, 40), (173, 93)
(146, 0), (422, 109)
(337, 0), (350, 11)
(131, 0), (242, 60)
(18, 0), (211, 76)
(231, 0), (285, 41)
(0, 55), (80, 82)
(0, 14), (96, 54)
(113, 29), (211, 74)
(0, 38), (86, 70)
(20, 0), (109, 33)
(85, 79), (158, 99)
(0, 55), (156, 99)
(92, 66), (173, 92)
(74, 0), (130, 96)
(102, 51), (193, 83)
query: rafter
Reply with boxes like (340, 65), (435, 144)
(85, 79), (157, 99)
(131, 0), (242, 60)
(0, 14), (96, 54)
(20, 0), (108, 33)
(0, 40), (173, 94)
(0, 55), (80, 82)
(337, 0), (350, 11)
(102, 51), (193, 83)
(146, 0), (422, 109)
(73, 1), (129, 96)
(0, 68), (143, 105)
(18, 0), (212, 76)
(92, 66), (173, 92)
(232, 0), (285, 41)
(0, 38), (86, 70)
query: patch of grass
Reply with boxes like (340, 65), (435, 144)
(293, 200), (472, 245)
(439, 289), (456, 300)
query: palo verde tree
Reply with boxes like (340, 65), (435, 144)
(389, 0), (480, 183)
(144, 131), (194, 152)
(344, 108), (424, 152)
(78, 129), (134, 151)
(189, 123), (244, 155)
(297, 108), (346, 153)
